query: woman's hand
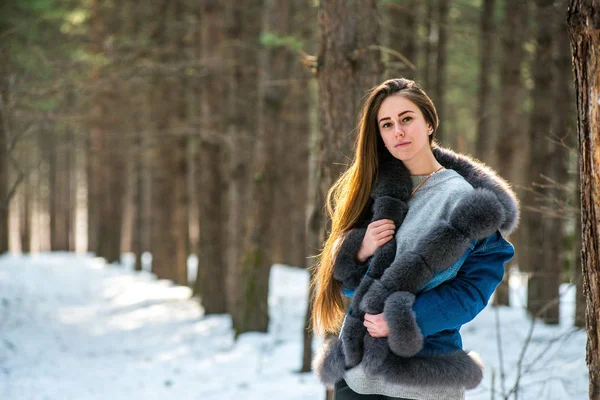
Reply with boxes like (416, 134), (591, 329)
(356, 219), (396, 262)
(364, 313), (390, 337)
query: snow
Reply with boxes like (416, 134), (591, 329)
(0, 253), (588, 399)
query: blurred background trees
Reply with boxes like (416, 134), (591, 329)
(0, 0), (588, 357)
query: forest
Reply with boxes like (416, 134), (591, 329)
(1, 0), (599, 399)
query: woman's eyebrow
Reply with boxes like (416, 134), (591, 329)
(378, 110), (414, 124)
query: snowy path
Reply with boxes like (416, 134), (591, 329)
(0, 253), (589, 400)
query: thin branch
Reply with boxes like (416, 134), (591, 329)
(494, 307), (507, 397)
(350, 45), (417, 70)
(506, 285), (573, 399)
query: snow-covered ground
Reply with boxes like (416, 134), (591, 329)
(0, 253), (588, 400)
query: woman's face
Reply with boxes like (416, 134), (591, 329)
(377, 94), (432, 163)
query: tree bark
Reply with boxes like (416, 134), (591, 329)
(574, 167), (585, 328)
(566, 0), (600, 396)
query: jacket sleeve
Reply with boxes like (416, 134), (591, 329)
(411, 230), (515, 337)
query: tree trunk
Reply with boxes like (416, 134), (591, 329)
(223, 0), (264, 327)
(132, 124), (144, 271)
(433, 0), (450, 145)
(149, 0), (189, 284)
(494, 0), (529, 307)
(19, 169), (31, 253)
(312, 0), (383, 392)
(89, 1), (125, 263)
(384, 0), (419, 80)
(270, 3), (312, 269)
(525, 0), (560, 324)
(548, 0), (573, 321)
(423, 0), (436, 91)
(0, 60), (8, 254)
(192, 0), (228, 314)
(475, 0), (496, 160)
(49, 129), (70, 251)
(234, 0), (301, 334)
(301, 77), (320, 373)
(566, 0), (600, 396)
(318, 0), (383, 199)
(574, 168), (585, 328)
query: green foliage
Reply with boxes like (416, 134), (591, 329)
(260, 31), (304, 51)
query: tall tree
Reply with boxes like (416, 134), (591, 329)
(49, 119), (74, 252)
(315, 1), (383, 396)
(0, 44), (8, 254)
(148, 0), (189, 284)
(223, 0), (264, 333)
(318, 0), (383, 201)
(19, 173), (31, 253)
(384, 0), (419, 80)
(194, 0), (228, 314)
(494, 0), (529, 307)
(574, 167), (585, 328)
(423, 0), (436, 91)
(233, 0), (286, 334)
(550, 0), (573, 321)
(475, 0), (496, 160)
(88, 0), (126, 263)
(567, 0), (600, 396)
(270, 4), (312, 270)
(525, 0), (560, 324)
(433, 0), (450, 145)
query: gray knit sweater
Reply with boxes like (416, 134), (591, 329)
(344, 168), (474, 399)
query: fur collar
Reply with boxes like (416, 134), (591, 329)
(432, 146), (519, 235)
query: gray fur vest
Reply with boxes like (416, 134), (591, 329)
(312, 146), (520, 390)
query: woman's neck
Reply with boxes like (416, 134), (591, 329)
(403, 150), (444, 176)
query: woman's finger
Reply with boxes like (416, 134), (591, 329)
(363, 319), (375, 329)
(370, 219), (394, 229)
(368, 329), (380, 338)
(374, 229), (394, 239)
(372, 223), (395, 235)
(376, 236), (393, 245)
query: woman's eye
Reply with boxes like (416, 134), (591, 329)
(402, 117), (412, 122)
(382, 123), (391, 128)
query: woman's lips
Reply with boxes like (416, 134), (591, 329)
(395, 142), (411, 148)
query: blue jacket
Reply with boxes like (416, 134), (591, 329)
(342, 229), (514, 356)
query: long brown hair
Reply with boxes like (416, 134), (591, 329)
(309, 78), (440, 336)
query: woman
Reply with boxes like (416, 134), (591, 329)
(311, 78), (519, 400)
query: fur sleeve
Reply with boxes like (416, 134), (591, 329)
(332, 228), (369, 290)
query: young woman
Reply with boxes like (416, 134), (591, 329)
(311, 78), (519, 400)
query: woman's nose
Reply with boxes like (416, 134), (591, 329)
(394, 124), (404, 136)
